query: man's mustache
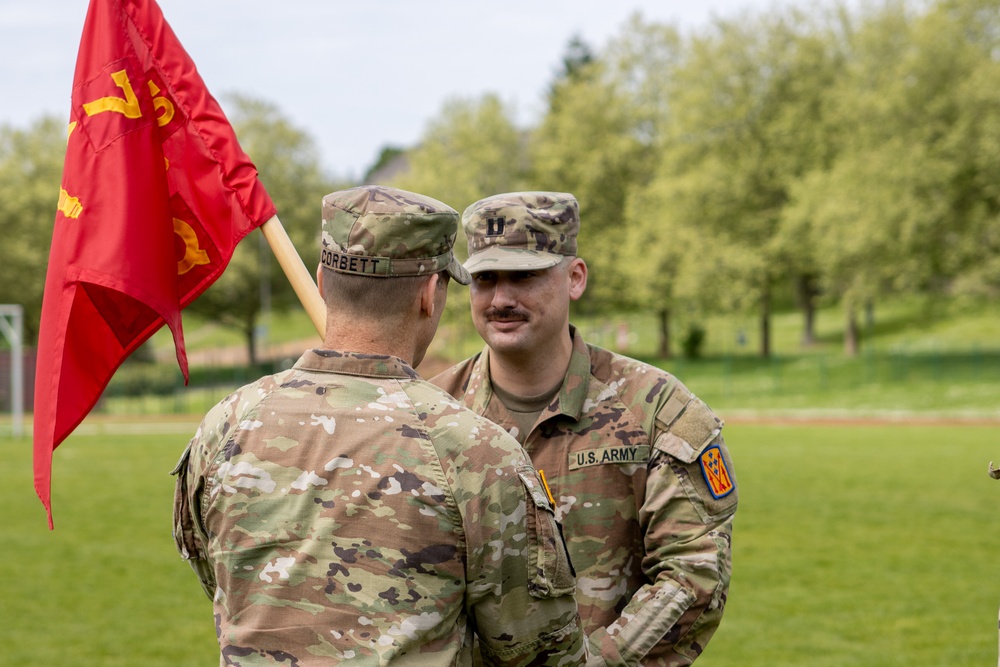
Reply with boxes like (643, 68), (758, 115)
(485, 308), (528, 321)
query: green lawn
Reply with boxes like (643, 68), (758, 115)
(698, 423), (999, 666)
(87, 293), (1000, 425)
(1, 426), (217, 666)
(151, 293), (1000, 360)
(3, 421), (998, 665)
(115, 295), (1000, 422)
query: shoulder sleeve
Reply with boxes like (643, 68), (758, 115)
(428, 356), (477, 399)
(652, 386), (737, 524)
(653, 385), (724, 460)
(170, 385), (252, 601)
(594, 387), (736, 664)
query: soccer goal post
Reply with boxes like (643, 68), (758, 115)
(0, 305), (24, 437)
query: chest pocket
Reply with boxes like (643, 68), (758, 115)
(652, 390), (737, 522)
(516, 465), (577, 598)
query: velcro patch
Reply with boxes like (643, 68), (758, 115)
(699, 445), (735, 499)
(568, 445), (650, 470)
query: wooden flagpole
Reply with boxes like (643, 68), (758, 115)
(259, 215), (326, 338)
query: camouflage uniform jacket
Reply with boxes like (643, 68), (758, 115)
(431, 328), (738, 666)
(172, 349), (586, 667)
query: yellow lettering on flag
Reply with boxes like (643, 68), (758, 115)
(147, 81), (175, 127)
(173, 218), (210, 274)
(58, 188), (83, 219)
(83, 69), (141, 119)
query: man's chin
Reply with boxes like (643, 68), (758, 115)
(476, 322), (531, 353)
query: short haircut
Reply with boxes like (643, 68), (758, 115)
(321, 269), (446, 321)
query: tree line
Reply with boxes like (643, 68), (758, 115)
(2, 0), (997, 362)
(393, 0), (1000, 357)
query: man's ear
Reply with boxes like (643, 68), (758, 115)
(316, 265), (325, 299)
(419, 273), (440, 318)
(568, 258), (588, 301)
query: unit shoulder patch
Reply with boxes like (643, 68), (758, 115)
(699, 444), (734, 499)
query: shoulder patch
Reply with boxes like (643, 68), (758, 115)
(699, 444), (734, 499)
(653, 394), (737, 521)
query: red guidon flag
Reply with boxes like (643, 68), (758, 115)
(34, 0), (276, 527)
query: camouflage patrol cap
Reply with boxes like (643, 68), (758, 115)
(321, 185), (470, 285)
(462, 191), (579, 274)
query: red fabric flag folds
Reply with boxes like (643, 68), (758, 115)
(34, 0), (276, 527)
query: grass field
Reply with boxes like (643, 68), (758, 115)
(156, 292), (1000, 360)
(699, 423), (999, 666)
(117, 296), (1000, 423)
(3, 420), (998, 665)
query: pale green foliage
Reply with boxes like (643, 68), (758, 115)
(625, 0), (1000, 355)
(782, 0), (1000, 329)
(9, 0), (1000, 361)
(532, 26), (663, 310)
(629, 10), (825, 355)
(0, 116), (67, 342)
(783, 143), (943, 310)
(933, 0), (1000, 298)
(188, 95), (337, 362)
(395, 94), (528, 220)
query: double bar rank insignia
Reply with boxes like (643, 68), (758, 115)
(699, 445), (734, 499)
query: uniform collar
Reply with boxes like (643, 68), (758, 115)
(294, 349), (420, 380)
(553, 325), (592, 421)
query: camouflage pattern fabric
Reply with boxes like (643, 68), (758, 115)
(432, 327), (737, 666)
(172, 349), (586, 666)
(462, 192), (579, 274)
(320, 185), (470, 284)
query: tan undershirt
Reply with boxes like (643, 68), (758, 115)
(490, 379), (562, 444)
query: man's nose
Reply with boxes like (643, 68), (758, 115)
(490, 277), (517, 309)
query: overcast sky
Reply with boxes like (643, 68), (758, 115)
(1, 0), (785, 179)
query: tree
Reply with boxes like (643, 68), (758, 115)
(188, 95), (338, 364)
(0, 116), (66, 343)
(779, 0), (1000, 353)
(363, 145), (407, 184)
(761, 16), (847, 349)
(784, 144), (940, 355)
(927, 0), (1000, 301)
(394, 94), (528, 217)
(547, 33), (595, 104)
(533, 23), (669, 311)
(638, 9), (834, 358)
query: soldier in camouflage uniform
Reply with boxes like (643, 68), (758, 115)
(431, 192), (738, 666)
(172, 186), (587, 666)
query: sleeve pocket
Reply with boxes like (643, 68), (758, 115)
(170, 442), (216, 600)
(516, 465), (577, 599)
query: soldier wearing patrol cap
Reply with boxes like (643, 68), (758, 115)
(432, 191), (738, 666)
(172, 186), (587, 666)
